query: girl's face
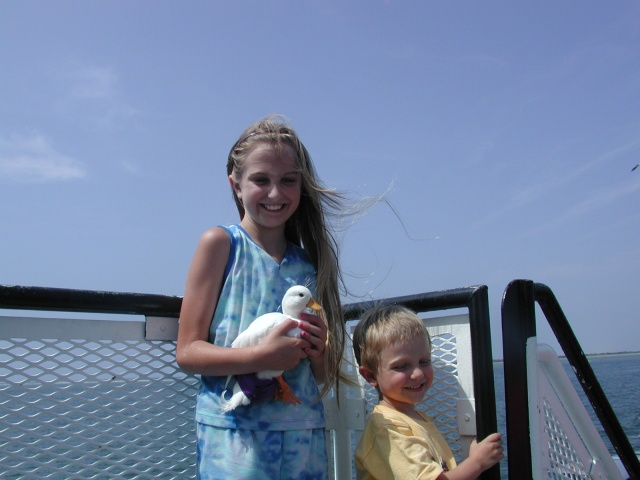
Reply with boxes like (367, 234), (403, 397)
(230, 143), (302, 232)
(361, 334), (434, 416)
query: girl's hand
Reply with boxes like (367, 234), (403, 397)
(257, 318), (312, 372)
(297, 312), (327, 359)
(297, 312), (328, 382)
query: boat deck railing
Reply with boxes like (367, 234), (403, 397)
(502, 279), (640, 480)
(0, 284), (499, 479)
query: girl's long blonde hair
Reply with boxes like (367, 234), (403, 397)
(227, 114), (346, 397)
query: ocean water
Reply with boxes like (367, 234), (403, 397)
(493, 352), (640, 478)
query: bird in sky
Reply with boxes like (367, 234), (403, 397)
(632, 163), (639, 172)
(220, 285), (323, 412)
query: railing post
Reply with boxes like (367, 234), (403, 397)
(501, 279), (537, 480)
(468, 285), (501, 480)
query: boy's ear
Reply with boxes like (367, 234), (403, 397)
(359, 366), (378, 388)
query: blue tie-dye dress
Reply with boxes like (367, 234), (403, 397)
(195, 225), (328, 479)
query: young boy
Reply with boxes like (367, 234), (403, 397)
(353, 304), (503, 480)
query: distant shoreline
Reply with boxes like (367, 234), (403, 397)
(493, 350), (640, 362)
(584, 350), (640, 358)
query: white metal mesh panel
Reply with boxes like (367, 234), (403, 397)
(2, 313), (474, 480)
(0, 316), (199, 480)
(527, 342), (623, 480)
(422, 331), (461, 452)
(542, 398), (591, 479)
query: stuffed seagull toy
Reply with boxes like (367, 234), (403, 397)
(220, 285), (322, 413)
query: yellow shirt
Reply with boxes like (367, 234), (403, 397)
(355, 404), (457, 480)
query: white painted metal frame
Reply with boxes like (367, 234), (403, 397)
(1, 314), (198, 479)
(527, 340), (623, 479)
(1, 312), (474, 479)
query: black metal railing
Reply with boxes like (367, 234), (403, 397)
(1, 283), (501, 480)
(0, 284), (182, 317)
(502, 279), (640, 480)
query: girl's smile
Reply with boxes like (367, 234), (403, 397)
(263, 204), (285, 211)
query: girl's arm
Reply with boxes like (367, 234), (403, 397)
(176, 227), (310, 376)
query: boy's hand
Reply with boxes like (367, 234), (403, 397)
(470, 432), (504, 470)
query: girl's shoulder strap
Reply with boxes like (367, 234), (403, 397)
(217, 225), (238, 281)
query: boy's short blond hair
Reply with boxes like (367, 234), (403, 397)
(352, 304), (431, 375)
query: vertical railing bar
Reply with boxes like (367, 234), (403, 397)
(501, 279), (537, 480)
(467, 285), (501, 480)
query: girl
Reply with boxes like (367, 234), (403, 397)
(176, 115), (346, 479)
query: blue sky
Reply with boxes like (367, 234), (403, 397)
(1, 1), (639, 358)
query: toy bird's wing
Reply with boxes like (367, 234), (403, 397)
(231, 313), (286, 348)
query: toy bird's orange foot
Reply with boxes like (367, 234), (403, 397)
(274, 375), (301, 404)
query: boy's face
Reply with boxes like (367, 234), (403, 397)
(359, 334), (434, 416)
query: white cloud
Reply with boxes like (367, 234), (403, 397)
(0, 133), (85, 183)
(67, 64), (119, 100)
(53, 61), (138, 129)
(474, 133), (640, 231)
(562, 180), (640, 219)
(120, 160), (142, 176)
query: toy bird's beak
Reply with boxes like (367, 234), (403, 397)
(306, 298), (322, 311)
